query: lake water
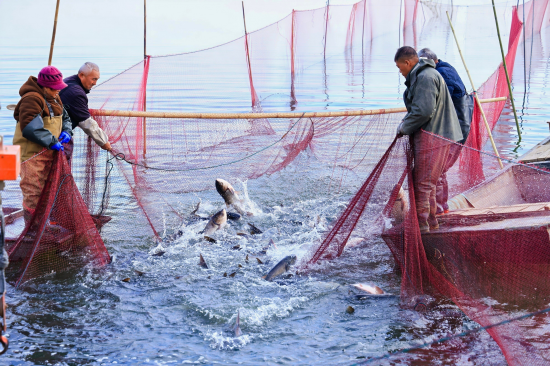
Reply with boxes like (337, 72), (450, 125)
(1, 3), (549, 365)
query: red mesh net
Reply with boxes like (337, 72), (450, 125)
(306, 131), (550, 365)
(6, 149), (110, 288)
(6, 0), (550, 363)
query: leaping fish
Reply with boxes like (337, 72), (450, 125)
(263, 255), (297, 281)
(202, 209), (227, 236)
(215, 179), (250, 216)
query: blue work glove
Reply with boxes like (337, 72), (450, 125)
(58, 131), (72, 144)
(50, 142), (64, 152)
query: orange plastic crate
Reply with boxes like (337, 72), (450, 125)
(0, 145), (21, 180)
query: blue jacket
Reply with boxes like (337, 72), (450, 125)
(435, 60), (466, 100)
(59, 74), (91, 129)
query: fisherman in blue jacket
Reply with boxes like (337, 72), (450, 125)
(59, 62), (112, 151)
(418, 48), (474, 214)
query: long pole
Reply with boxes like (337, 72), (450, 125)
(48, 0), (61, 65)
(492, 0), (522, 142)
(90, 97), (506, 119)
(446, 11), (504, 169)
(143, 0), (147, 156)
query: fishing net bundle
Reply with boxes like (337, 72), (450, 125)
(5, 149), (111, 288)
(5, 0), (550, 363)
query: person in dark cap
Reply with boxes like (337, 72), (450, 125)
(417, 48), (474, 214)
(12, 66), (73, 224)
(59, 62), (111, 151)
(394, 46), (463, 233)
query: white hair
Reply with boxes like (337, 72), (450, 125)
(79, 62), (100, 76)
(418, 48), (438, 62)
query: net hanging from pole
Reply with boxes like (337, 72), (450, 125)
(4, 0), (550, 364)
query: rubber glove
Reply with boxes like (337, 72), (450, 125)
(50, 142), (64, 152)
(59, 131), (72, 144)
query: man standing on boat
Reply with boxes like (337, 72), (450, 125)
(59, 62), (112, 151)
(394, 46), (463, 233)
(12, 66), (73, 224)
(418, 48), (474, 214)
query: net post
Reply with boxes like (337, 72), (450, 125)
(446, 11), (504, 169)
(143, 0), (147, 157)
(48, 0), (61, 65)
(290, 9), (297, 109)
(492, 0), (522, 142)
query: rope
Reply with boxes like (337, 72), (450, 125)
(352, 305), (550, 365)
(108, 113), (307, 173)
(422, 130), (550, 176)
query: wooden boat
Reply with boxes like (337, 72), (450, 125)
(381, 138), (550, 305)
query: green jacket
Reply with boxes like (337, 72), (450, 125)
(399, 59), (463, 142)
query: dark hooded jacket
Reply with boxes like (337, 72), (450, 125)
(13, 76), (72, 148)
(400, 59), (463, 142)
(435, 59), (473, 144)
(435, 60), (467, 100)
(59, 74), (91, 129)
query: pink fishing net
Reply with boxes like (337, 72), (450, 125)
(6, 0), (550, 363)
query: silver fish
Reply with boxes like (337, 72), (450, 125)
(215, 179), (248, 216)
(203, 209), (227, 236)
(263, 255), (297, 281)
(391, 186), (409, 225)
(351, 283), (385, 295)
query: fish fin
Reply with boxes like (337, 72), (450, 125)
(256, 258), (263, 264)
(229, 272), (236, 277)
(235, 311), (242, 337)
(191, 200), (201, 216)
(199, 253), (208, 269)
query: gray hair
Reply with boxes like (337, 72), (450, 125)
(418, 48), (438, 62)
(79, 62), (99, 75)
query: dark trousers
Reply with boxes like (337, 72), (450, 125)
(435, 143), (463, 213)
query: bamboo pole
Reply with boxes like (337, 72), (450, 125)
(48, 0), (61, 65)
(143, 0), (147, 156)
(492, 0), (521, 142)
(90, 97), (506, 119)
(446, 11), (504, 169)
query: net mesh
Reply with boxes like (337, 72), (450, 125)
(6, 149), (110, 287)
(5, 0), (550, 363)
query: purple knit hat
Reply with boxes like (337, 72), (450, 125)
(37, 66), (68, 90)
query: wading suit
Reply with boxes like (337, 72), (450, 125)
(59, 75), (109, 148)
(398, 59), (463, 232)
(12, 76), (72, 221)
(434, 59), (474, 213)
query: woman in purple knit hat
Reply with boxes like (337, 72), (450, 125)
(12, 66), (73, 224)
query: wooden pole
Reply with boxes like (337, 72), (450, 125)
(143, 0), (147, 156)
(446, 11), (504, 169)
(90, 97), (506, 119)
(492, 0), (522, 142)
(48, 0), (61, 65)
(242, 1), (252, 70)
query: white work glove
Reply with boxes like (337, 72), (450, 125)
(79, 117), (110, 147)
